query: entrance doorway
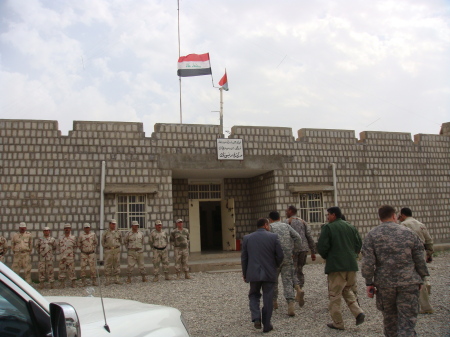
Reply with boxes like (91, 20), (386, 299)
(199, 201), (223, 251)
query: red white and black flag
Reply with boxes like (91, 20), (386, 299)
(177, 53), (212, 77)
(218, 70), (229, 91)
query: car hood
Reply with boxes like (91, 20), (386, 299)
(46, 296), (189, 337)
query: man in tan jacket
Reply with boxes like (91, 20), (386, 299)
(11, 222), (32, 283)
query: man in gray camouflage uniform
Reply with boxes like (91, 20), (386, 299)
(0, 234), (7, 263)
(268, 211), (302, 316)
(123, 221), (147, 283)
(78, 223), (98, 286)
(11, 222), (32, 283)
(36, 227), (57, 289)
(285, 205), (316, 307)
(149, 220), (170, 282)
(58, 224), (78, 288)
(101, 219), (123, 285)
(170, 219), (190, 279)
(362, 205), (429, 337)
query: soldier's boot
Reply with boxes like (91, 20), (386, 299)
(427, 284), (431, 294)
(92, 278), (98, 286)
(184, 271), (191, 279)
(59, 280), (65, 289)
(50, 282), (54, 289)
(295, 285), (305, 307)
(114, 276), (123, 285)
(105, 277), (111, 286)
(142, 275), (147, 283)
(71, 280), (77, 288)
(164, 273), (171, 281)
(81, 278), (86, 287)
(176, 272), (181, 280)
(126, 276), (132, 284)
(39, 282), (44, 290)
(288, 301), (296, 317)
(153, 275), (159, 282)
(273, 299), (278, 310)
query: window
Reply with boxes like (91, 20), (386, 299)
(188, 184), (221, 200)
(298, 193), (324, 223)
(116, 195), (146, 229)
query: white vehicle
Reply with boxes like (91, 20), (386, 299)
(0, 262), (190, 337)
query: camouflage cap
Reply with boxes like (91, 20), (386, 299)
(19, 222), (27, 228)
(64, 223), (71, 228)
(83, 223), (91, 228)
(43, 227), (50, 231)
(109, 219), (117, 224)
(131, 221), (139, 226)
(176, 219), (183, 223)
(155, 220), (162, 225)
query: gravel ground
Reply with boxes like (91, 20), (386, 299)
(40, 251), (450, 337)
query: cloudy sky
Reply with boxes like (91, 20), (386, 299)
(1, 0), (449, 138)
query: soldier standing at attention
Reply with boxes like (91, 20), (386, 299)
(123, 221), (147, 283)
(170, 219), (190, 279)
(101, 219), (123, 285)
(268, 211), (302, 317)
(149, 220), (170, 282)
(58, 224), (78, 288)
(78, 223), (98, 286)
(284, 205), (316, 307)
(11, 222), (32, 283)
(0, 234), (7, 263)
(362, 205), (429, 337)
(317, 207), (365, 330)
(398, 207), (434, 314)
(36, 227), (57, 289)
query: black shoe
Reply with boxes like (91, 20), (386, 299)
(327, 323), (344, 330)
(253, 320), (262, 329)
(263, 324), (273, 333)
(356, 313), (365, 326)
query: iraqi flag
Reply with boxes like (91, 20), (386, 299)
(219, 71), (229, 91)
(177, 53), (212, 77)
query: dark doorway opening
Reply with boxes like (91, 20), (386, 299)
(200, 201), (223, 251)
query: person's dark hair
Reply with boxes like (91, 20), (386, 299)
(378, 205), (396, 220)
(256, 218), (268, 228)
(268, 211), (280, 221)
(400, 207), (412, 217)
(287, 205), (297, 214)
(327, 207), (342, 219)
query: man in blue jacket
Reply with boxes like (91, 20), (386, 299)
(241, 218), (284, 333)
(317, 206), (365, 330)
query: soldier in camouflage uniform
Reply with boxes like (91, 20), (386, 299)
(285, 205), (316, 307)
(170, 219), (190, 279)
(123, 221), (147, 283)
(58, 224), (78, 288)
(78, 223), (98, 286)
(11, 222), (32, 283)
(36, 227), (57, 289)
(0, 234), (7, 263)
(268, 211), (302, 316)
(101, 219), (123, 285)
(398, 207), (434, 314)
(362, 205), (429, 337)
(149, 220), (170, 282)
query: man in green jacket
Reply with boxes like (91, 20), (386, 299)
(317, 206), (365, 330)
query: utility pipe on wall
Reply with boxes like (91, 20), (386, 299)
(331, 163), (338, 206)
(100, 161), (106, 261)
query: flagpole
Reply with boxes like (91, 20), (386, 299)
(177, 0), (182, 124)
(219, 87), (224, 137)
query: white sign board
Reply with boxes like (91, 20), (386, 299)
(217, 139), (244, 160)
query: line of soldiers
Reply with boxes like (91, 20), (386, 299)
(0, 218), (191, 289)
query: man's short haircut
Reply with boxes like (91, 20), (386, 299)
(379, 205), (396, 220)
(287, 205), (297, 214)
(400, 207), (412, 217)
(268, 211), (280, 221)
(256, 218), (268, 228)
(327, 207), (342, 219)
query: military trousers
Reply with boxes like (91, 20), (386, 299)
(376, 284), (420, 337)
(152, 248), (169, 275)
(327, 271), (363, 329)
(80, 252), (97, 278)
(104, 247), (121, 277)
(293, 251), (308, 287)
(59, 257), (76, 281)
(274, 259), (295, 302)
(12, 252), (32, 283)
(127, 250), (146, 276)
(38, 259), (54, 282)
(174, 247), (189, 272)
